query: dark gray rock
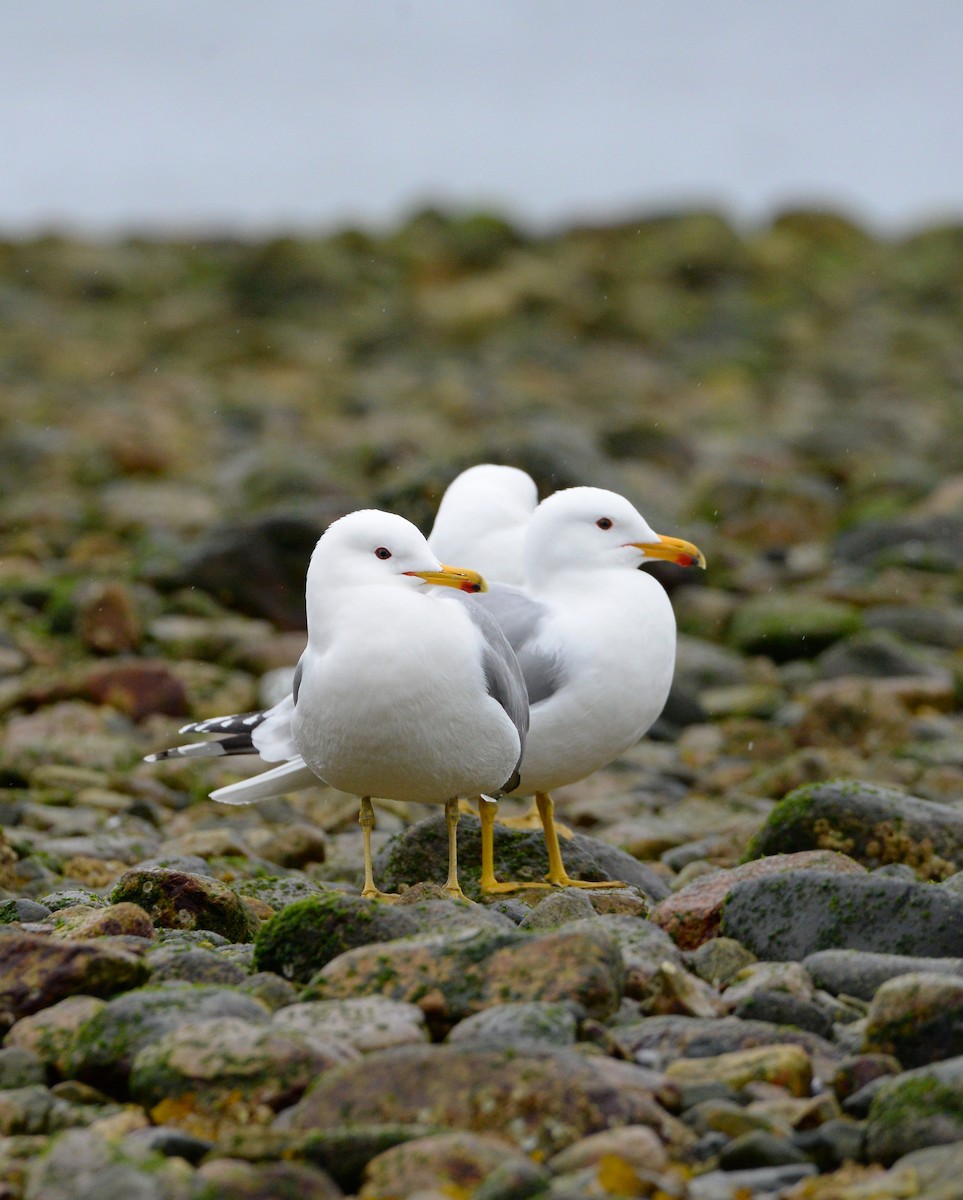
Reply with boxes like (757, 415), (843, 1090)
(63, 984), (270, 1093)
(146, 946), (249, 986)
(863, 972), (963, 1068)
(0, 1045), (46, 1088)
(718, 1129), (810, 1170)
(731, 990), (833, 1039)
(375, 813), (669, 901)
(833, 514), (963, 573)
(721, 871), (963, 960)
(805, 949), (963, 1001)
(816, 629), (951, 681)
(865, 1055), (963, 1164)
(0, 898), (51, 923)
(865, 603), (963, 650)
(447, 1001), (579, 1047)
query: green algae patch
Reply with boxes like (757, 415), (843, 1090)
(252, 893), (420, 984)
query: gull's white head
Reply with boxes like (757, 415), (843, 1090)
(524, 486), (706, 582)
(308, 509), (488, 597)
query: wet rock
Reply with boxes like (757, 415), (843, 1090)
(280, 1043), (677, 1156)
(804, 948), (963, 1001)
(447, 1001), (579, 1047)
(123, 1124), (214, 1165)
(305, 925), (624, 1031)
(129, 1016), (352, 1130)
(1, 700), (142, 773)
(864, 1055), (963, 1164)
(252, 893), (420, 983)
(652, 851), (864, 949)
(720, 870), (963, 960)
(516, 889), (596, 929)
(865, 602), (963, 650)
(110, 866), (261, 942)
(718, 1128), (810, 1169)
(0, 930), (149, 1024)
(727, 593), (862, 661)
(272, 996), (429, 1054)
(146, 946), (249, 986)
(565, 915), (683, 1001)
(5, 995), (107, 1075)
(194, 1157), (343, 1199)
(374, 812), (669, 901)
(830, 1053), (903, 1103)
(63, 984), (271, 1093)
(863, 972), (963, 1068)
(23, 1127), (193, 1200)
(743, 780), (963, 879)
(833, 513), (963, 573)
(360, 1131), (527, 1200)
(179, 509), (334, 630)
(0, 1045), (45, 1089)
(611, 1015), (840, 1078)
(665, 1044), (813, 1097)
(688, 938), (758, 988)
(47, 901), (154, 941)
(76, 581), (143, 655)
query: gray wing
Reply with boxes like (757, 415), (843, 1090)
(474, 583), (567, 707)
(444, 593), (529, 794)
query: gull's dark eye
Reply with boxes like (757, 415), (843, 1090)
(596, 517), (613, 530)
(374, 546), (392, 560)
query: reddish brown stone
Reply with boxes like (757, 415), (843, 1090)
(651, 851), (866, 949)
(83, 659), (190, 721)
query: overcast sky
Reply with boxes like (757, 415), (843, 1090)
(3, 0), (962, 236)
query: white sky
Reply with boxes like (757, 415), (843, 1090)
(3, 0), (962, 235)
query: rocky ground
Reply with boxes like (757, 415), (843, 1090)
(0, 209), (961, 1198)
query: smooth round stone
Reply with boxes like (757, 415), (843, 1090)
(447, 1001), (579, 1047)
(272, 997), (428, 1053)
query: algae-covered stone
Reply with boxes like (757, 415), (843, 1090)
(305, 925), (624, 1030)
(111, 866), (261, 942)
(360, 1131), (526, 1200)
(23, 1126), (193, 1200)
(47, 902), (154, 941)
(721, 870), (963, 960)
(652, 850), (865, 949)
(727, 593), (861, 661)
(64, 984), (271, 1093)
(374, 812), (668, 901)
(447, 1000), (579, 1047)
(281, 1043), (673, 1156)
(744, 780), (963, 879)
(193, 1157), (343, 1199)
(5, 995), (107, 1075)
(252, 893), (420, 984)
(129, 1017), (353, 1129)
(0, 930), (149, 1023)
(863, 973), (963, 1068)
(865, 1055), (963, 1165)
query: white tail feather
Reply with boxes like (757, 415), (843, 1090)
(210, 758), (318, 805)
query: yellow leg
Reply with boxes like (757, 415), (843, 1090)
(478, 796), (550, 894)
(443, 798), (470, 901)
(496, 797), (574, 838)
(536, 791), (625, 889)
(358, 797), (400, 902)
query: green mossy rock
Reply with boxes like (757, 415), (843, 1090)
(865, 1056), (963, 1165)
(744, 780), (963, 879)
(110, 866), (260, 942)
(727, 593), (862, 661)
(252, 893), (420, 984)
(721, 871), (963, 961)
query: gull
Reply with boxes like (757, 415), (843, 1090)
(146, 510), (529, 901)
(434, 474), (706, 890)
(428, 463), (537, 586)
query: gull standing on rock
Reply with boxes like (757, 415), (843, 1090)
(146, 510), (529, 901)
(430, 468), (706, 890)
